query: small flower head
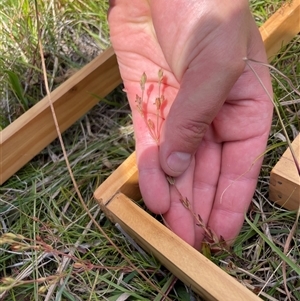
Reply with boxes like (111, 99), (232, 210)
(147, 119), (155, 132)
(154, 97), (161, 110)
(140, 72), (147, 91)
(158, 69), (163, 83)
(180, 196), (191, 210)
(135, 94), (143, 114)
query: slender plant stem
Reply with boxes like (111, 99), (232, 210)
(244, 58), (300, 176)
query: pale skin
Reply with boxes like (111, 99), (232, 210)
(108, 0), (273, 249)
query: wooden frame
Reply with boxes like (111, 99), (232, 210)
(0, 48), (122, 184)
(269, 134), (300, 210)
(95, 153), (262, 301)
(259, 0), (300, 61)
(94, 1), (300, 300)
(100, 190), (262, 301)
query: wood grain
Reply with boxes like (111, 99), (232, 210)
(269, 134), (300, 210)
(99, 192), (262, 301)
(94, 152), (140, 204)
(0, 47), (122, 184)
(260, 0), (300, 61)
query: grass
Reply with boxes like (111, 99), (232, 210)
(0, 0), (299, 300)
(0, 0), (109, 129)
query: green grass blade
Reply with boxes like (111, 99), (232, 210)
(5, 70), (28, 110)
(245, 215), (300, 275)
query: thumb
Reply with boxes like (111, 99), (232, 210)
(159, 60), (245, 177)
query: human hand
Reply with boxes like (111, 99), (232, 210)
(108, 0), (273, 249)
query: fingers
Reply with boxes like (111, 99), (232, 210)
(137, 146), (170, 214)
(124, 85), (171, 214)
(129, 81), (201, 246)
(192, 133), (222, 248)
(163, 157), (196, 246)
(208, 134), (269, 243)
(159, 56), (245, 177)
(152, 1), (251, 178)
(204, 22), (273, 243)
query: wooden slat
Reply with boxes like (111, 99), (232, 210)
(99, 192), (261, 301)
(263, 0), (300, 210)
(260, 0), (300, 61)
(0, 47), (122, 184)
(269, 134), (300, 210)
(95, 152), (140, 204)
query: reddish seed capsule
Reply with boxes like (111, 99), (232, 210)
(140, 72), (147, 90)
(147, 119), (155, 131)
(154, 97), (161, 110)
(158, 69), (163, 82)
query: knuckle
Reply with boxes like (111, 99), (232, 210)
(176, 119), (208, 143)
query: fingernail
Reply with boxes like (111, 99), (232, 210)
(167, 152), (191, 173)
